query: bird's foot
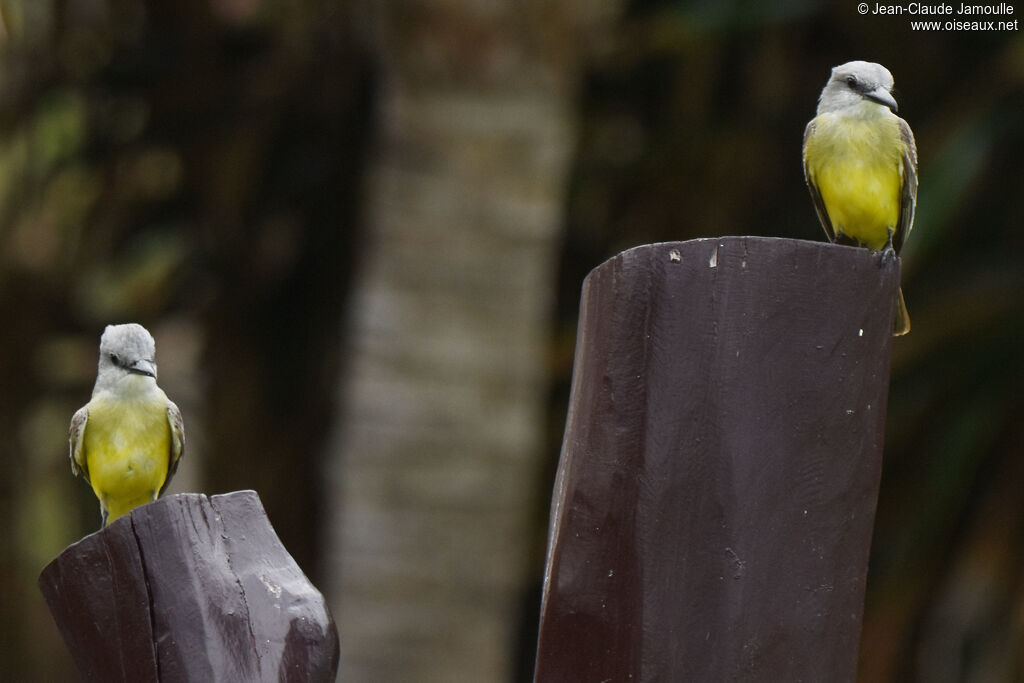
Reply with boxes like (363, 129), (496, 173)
(880, 227), (898, 266)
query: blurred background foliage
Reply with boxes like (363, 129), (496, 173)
(0, 0), (1020, 681)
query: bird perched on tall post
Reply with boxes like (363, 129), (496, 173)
(69, 323), (185, 527)
(802, 60), (918, 336)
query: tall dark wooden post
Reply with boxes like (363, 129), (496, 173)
(39, 491), (339, 683)
(534, 237), (899, 682)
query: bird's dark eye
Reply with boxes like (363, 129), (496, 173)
(109, 353), (120, 366)
(845, 75), (858, 88)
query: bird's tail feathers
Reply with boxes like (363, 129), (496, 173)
(893, 287), (910, 336)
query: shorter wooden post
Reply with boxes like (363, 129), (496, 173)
(533, 237), (899, 682)
(39, 490), (339, 683)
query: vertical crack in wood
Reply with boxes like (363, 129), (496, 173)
(130, 515), (161, 682)
(209, 494), (261, 667)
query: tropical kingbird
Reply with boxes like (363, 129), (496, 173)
(69, 323), (185, 527)
(802, 60), (918, 335)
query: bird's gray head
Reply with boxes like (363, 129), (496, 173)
(97, 323), (158, 381)
(817, 60), (898, 115)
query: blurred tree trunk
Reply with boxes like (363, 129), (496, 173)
(326, 2), (621, 681)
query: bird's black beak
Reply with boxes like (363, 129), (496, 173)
(128, 359), (158, 378)
(864, 86), (898, 113)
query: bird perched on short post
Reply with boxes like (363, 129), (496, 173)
(69, 323), (185, 527)
(802, 60), (918, 336)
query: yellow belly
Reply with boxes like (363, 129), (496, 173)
(806, 113), (903, 251)
(83, 397), (171, 524)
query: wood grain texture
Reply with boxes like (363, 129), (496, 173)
(534, 237), (899, 682)
(39, 491), (339, 683)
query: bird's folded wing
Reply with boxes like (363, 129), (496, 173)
(69, 407), (90, 482)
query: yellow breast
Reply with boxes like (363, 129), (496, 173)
(83, 395), (171, 523)
(805, 112), (904, 251)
